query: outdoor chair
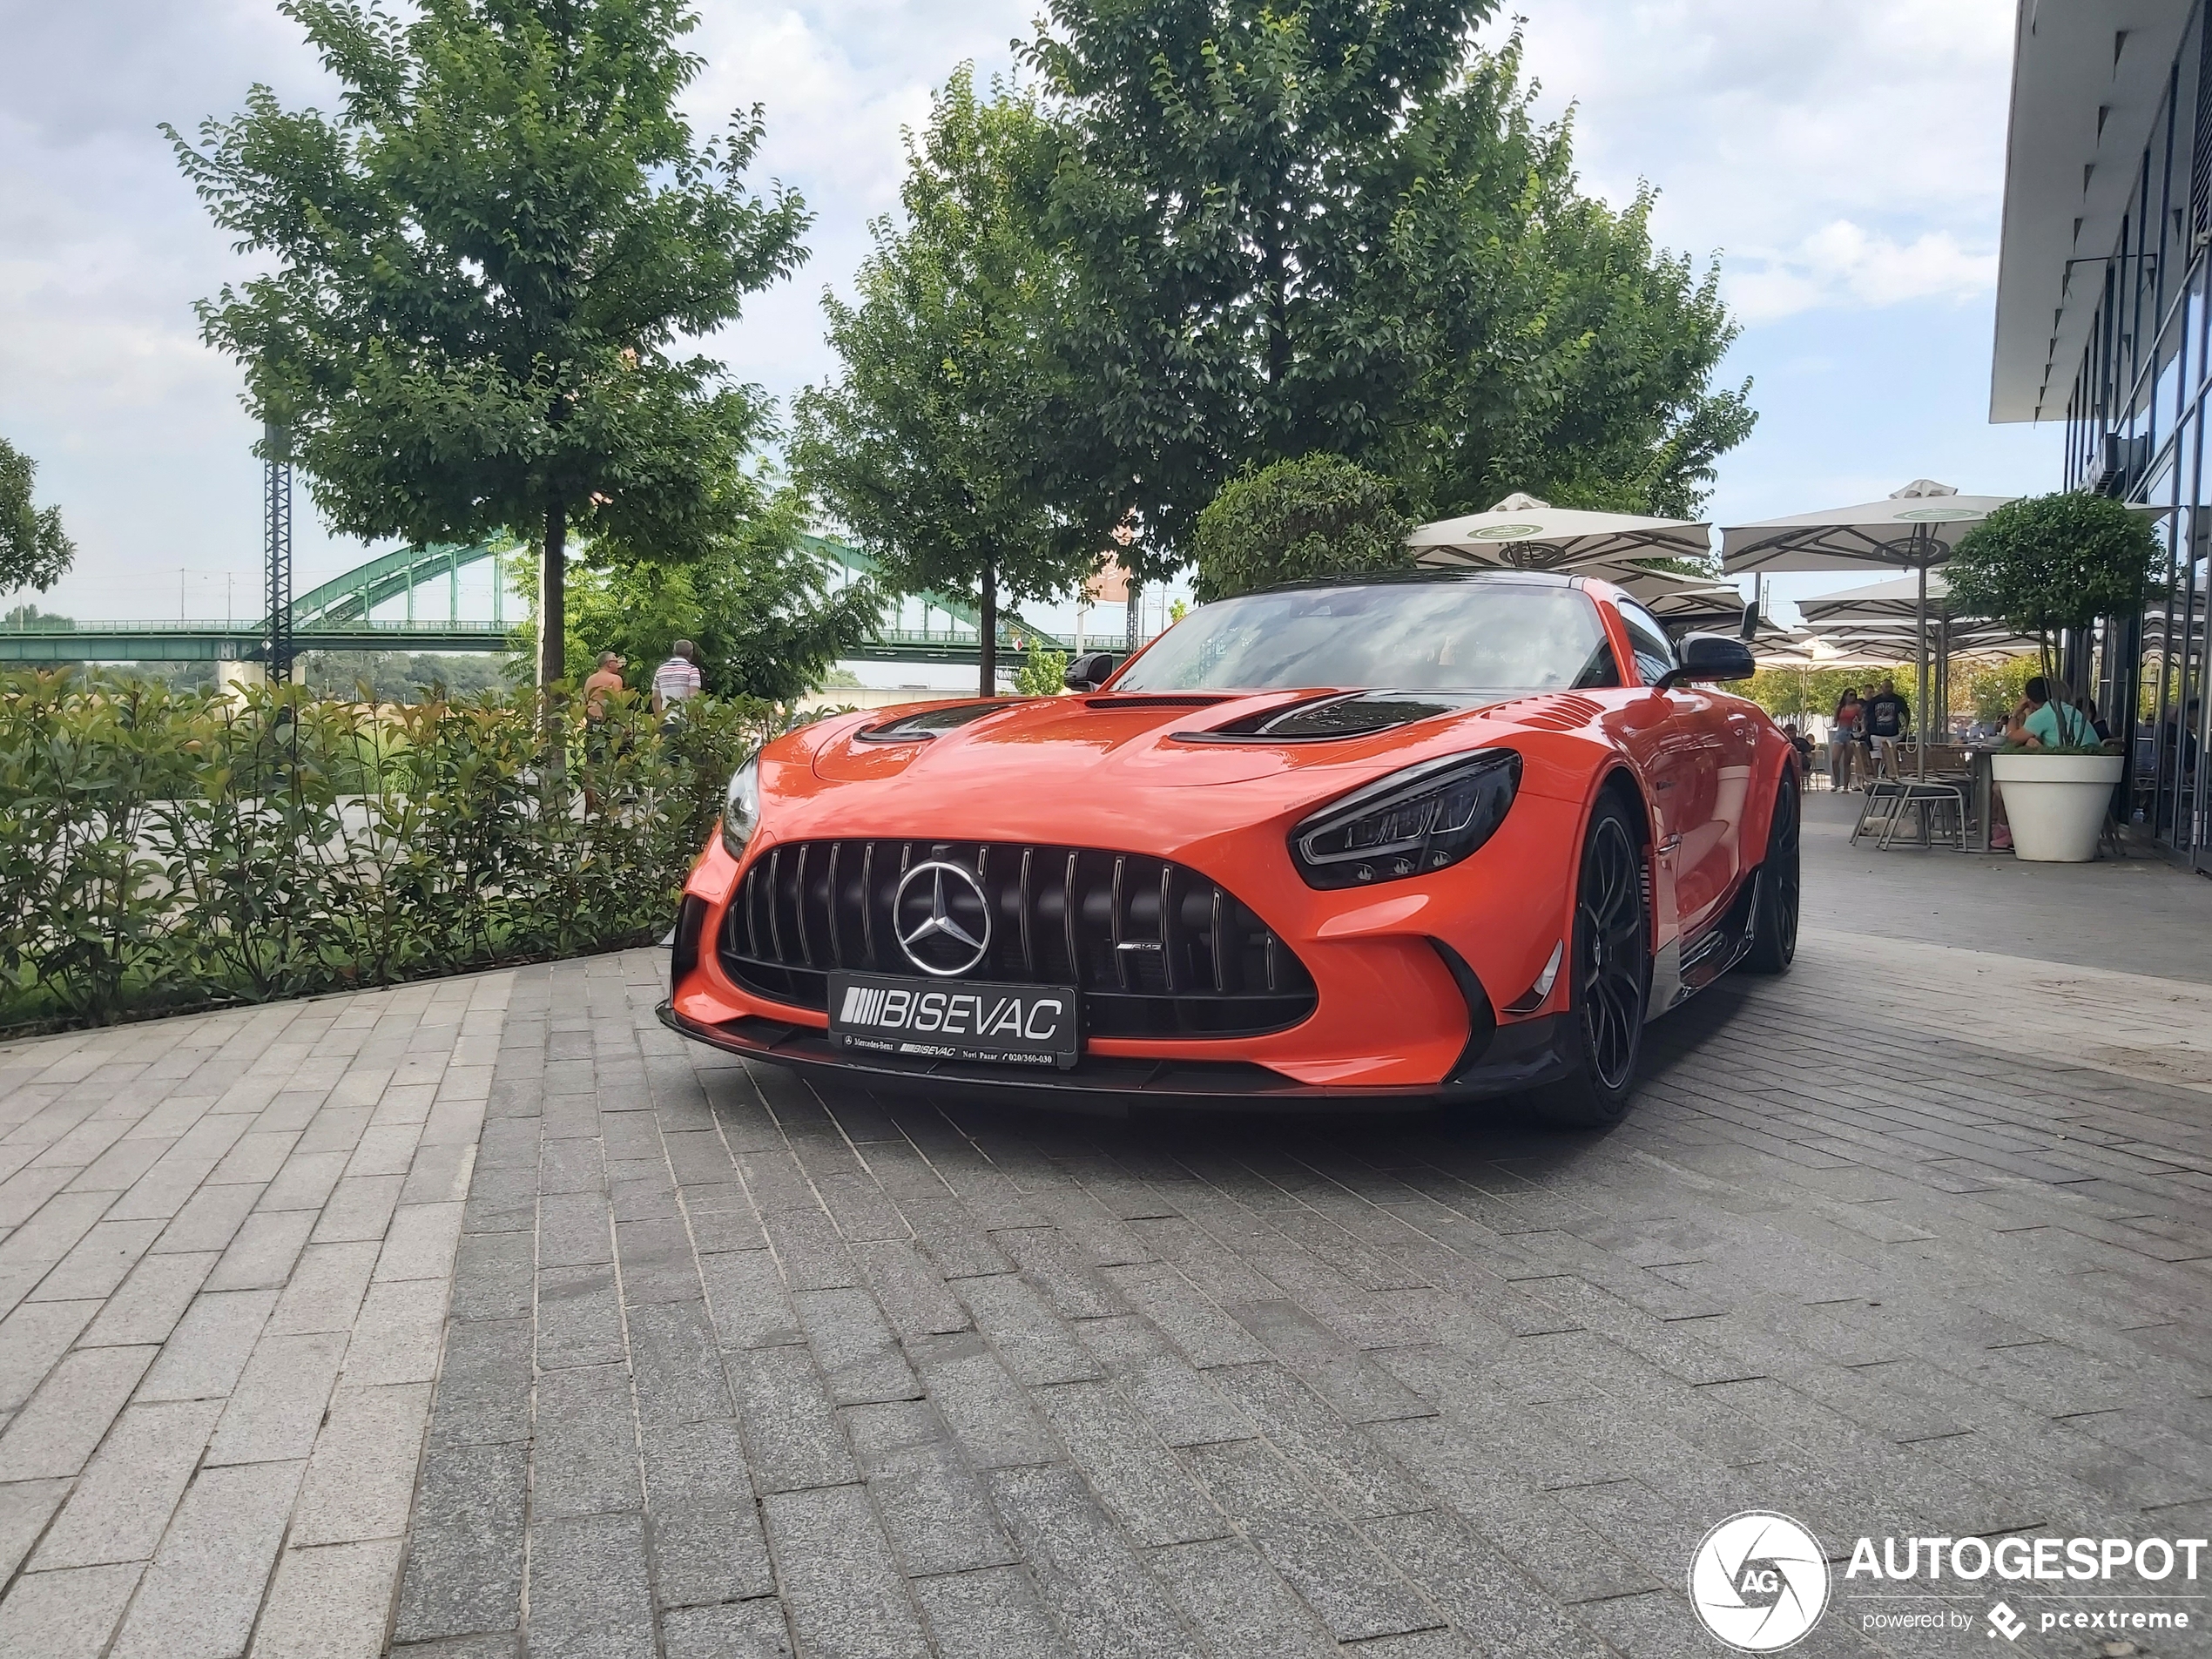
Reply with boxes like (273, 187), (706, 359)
(1848, 779), (1907, 846)
(1874, 779), (1968, 852)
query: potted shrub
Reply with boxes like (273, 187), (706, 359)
(1946, 492), (2155, 861)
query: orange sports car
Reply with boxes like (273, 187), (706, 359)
(661, 570), (1799, 1125)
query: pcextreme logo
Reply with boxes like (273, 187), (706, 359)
(1688, 1512), (1831, 1651)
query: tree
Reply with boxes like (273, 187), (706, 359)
(556, 493), (882, 705)
(168, 0), (811, 704)
(0, 437), (74, 597)
(792, 69), (1114, 697)
(1023, 4), (1753, 574)
(1946, 493), (2158, 684)
(1956, 655), (2039, 725)
(300, 649), (508, 702)
(1013, 648), (1069, 696)
(1191, 455), (1411, 602)
(1744, 666), (1865, 725)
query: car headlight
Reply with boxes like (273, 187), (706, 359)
(720, 758), (760, 860)
(1291, 749), (1522, 889)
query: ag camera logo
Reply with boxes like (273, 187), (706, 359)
(1689, 1512), (1831, 1651)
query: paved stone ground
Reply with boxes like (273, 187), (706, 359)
(2, 794), (2209, 1658)
(0, 975), (505, 1659)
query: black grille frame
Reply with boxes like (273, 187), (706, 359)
(718, 840), (1318, 1040)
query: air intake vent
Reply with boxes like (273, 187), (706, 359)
(1483, 695), (1604, 731)
(720, 840), (1318, 1040)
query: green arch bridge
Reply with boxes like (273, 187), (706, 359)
(0, 536), (1068, 668)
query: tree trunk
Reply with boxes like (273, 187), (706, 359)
(978, 557), (997, 698)
(539, 502), (568, 698)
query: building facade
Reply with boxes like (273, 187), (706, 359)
(1995, 0), (2209, 858)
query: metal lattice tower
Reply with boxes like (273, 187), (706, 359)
(263, 421), (293, 681)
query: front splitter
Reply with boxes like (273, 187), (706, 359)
(658, 1001), (1573, 1116)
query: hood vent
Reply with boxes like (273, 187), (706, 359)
(1174, 690), (1474, 744)
(1481, 694), (1604, 732)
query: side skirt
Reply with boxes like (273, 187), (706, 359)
(1649, 864), (1764, 1018)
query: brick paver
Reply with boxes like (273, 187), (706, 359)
(3, 795), (2209, 1657)
(0, 973), (509, 1659)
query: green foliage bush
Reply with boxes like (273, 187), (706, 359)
(1946, 493), (2158, 672)
(0, 669), (768, 1035)
(1191, 455), (1413, 604)
(1013, 648), (1069, 697)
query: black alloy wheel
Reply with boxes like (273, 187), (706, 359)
(1533, 795), (1650, 1129)
(1744, 774), (1800, 974)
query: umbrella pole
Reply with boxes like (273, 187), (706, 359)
(1915, 556), (1929, 781)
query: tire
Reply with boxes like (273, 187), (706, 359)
(1531, 793), (1650, 1129)
(1742, 772), (1799, 974)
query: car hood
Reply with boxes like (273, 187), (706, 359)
(757, 688), (1608, 857)
(808, 690), (1506, 789)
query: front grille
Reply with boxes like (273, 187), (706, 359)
(719, 840), (1318, 1039)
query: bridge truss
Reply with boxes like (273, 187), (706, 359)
(0, 535), (1069, 668)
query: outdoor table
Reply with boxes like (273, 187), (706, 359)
(1965, 749), (1994, 852)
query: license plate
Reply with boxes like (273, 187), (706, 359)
(827, 972), (1080, 1070)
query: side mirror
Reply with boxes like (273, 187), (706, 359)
(1063, 651), (1118, 691)
(1657, 632), (1756, 690)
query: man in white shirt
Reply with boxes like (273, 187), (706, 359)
(651, 640), (703, 725)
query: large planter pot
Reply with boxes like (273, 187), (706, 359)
(1992, 752), (2123, 861)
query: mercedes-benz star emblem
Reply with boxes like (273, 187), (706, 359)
(893, 860), (992, 977)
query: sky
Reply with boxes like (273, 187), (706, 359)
(0, 0), (2060, 647)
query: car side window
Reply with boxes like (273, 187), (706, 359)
(1615, 601), (1677, 686)
(1571, 639), (1622, 689)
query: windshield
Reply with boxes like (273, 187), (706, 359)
(1114, 582), (1617, 693)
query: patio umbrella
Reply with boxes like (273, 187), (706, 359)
(1596, 564), (1755, 634)
(1757, 633), (1917, 670)
(1409, 493), (1714, 571)
(1794, 570), (1958, 625)
(1723, 480), (2008, 777)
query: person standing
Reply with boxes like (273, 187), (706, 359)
(580, 651), (626, 814)
(651, 640), (704, 735)
(1864, 677), (1911, 779)
(583, 651), (626, 720)
(1830, 686), (1863, 792)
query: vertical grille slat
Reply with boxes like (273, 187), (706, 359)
(718, 839), (1316, 1039)
(1210, 887), (1229, 995)
(765, 846), (786, 966)
(860, 843), (879, 969)
(1109, 856), (1129, 990)
(1018, 848), (1035, 979)
(1158, 866), (1177, 995)
(792, 844), (815, 969)
(1062, 852), (1080, 987)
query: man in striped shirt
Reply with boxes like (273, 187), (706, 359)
(651, 641), (703, 733)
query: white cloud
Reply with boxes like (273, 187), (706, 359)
(0, 0), (2040, 617)
(1724, 221), (2000, 323)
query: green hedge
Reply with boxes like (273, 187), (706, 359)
(0, 669), (765, 1034)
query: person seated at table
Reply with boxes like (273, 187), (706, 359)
(2006, 677), (2100, 749)
(2074, 694), (2112, 744)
